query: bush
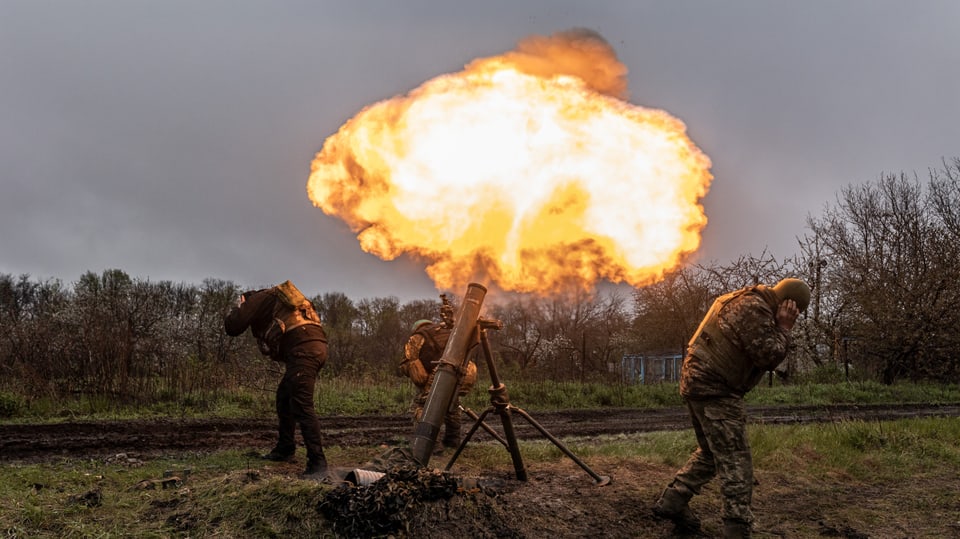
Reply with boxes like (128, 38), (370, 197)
(794, 364), (857, 384)
(0, 391), (24, 418)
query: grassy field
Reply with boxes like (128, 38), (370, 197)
(3, 377), (959, 422)
(2, 415), (959, 538)
(3, 380), (959, 536)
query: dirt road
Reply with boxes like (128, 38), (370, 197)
(2, 403), (957, 461)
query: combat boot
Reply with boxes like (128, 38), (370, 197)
(442, 423), (462, 449)
(261, 449), (296, 462)
(722, 518), (751, 539)
(653, 482), (701, 532)
(301, 459), (328, 481)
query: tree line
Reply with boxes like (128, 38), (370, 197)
(633, 158), (960, 384)
(2, 158), (958, 404)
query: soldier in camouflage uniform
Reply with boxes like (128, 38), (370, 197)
(653, 278), (810, 539)
(400, 316), (477, 450)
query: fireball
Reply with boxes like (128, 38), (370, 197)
(307, 29), (712, 295)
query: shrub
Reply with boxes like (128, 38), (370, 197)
(0, 391), (24, 418)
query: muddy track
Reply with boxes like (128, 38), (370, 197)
(1, 403), (957, 462)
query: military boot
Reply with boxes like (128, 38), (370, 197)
(442, 422), (462, 449)
(653, 482), (701, 532)
(261, 448), (296, 462)
(722, 518), (751, 539)
(301, 458), (328, 481)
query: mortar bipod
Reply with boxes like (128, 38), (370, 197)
(444, 320), (611, 486)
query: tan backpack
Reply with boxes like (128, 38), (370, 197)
(256, 280), (322, 358)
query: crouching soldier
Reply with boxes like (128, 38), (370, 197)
(400, 296), (477, 451)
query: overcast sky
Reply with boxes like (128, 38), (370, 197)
(2, 1), (958, 303)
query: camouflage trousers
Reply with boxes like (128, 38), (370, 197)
(411, 376), (464, 447)
(671, 397), (754, 523)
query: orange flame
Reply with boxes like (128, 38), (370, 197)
(308, 29), (712, 295)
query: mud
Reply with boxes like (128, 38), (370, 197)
(3, 403), (959, 538)
(2, 403), (957, 462)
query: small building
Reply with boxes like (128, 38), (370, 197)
(620, 353), (683, 384)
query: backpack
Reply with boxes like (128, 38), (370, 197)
(256, 280), (322, 358)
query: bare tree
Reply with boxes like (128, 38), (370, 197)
(630, 252), (793, 356)
(804, 163), (960, 383)
(315, 291), (361, 374)
(354, 296), (405, 375)
(0, 274), (69, 399)
(487, 296), (544, 373)
(485, 287), (632, 382)
(631, 266), (712, 356)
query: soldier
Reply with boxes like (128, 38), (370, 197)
(400, 296), (477, 451)
(224, 281), (330, 479)
(653, 278), (810, 539)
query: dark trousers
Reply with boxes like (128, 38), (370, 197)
(274, 350), (326, 464)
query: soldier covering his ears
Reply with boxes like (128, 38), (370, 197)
(654, 278), (810, 539)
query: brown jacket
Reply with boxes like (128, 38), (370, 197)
(224, 289), (327, 363)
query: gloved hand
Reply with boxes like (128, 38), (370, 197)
(458, 361), (478, 396)
(403, 359), (429, 387)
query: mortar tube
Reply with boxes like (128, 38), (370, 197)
(410, 283), (487, 465)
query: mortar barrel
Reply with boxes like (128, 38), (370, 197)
(410, 282), (487, 465)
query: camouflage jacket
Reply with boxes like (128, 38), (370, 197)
(680, 285), (791, 399)
(404, 324), (450, 372)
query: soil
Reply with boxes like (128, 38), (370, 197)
(3, 403), (957, 462)
(3, 403), (959, 538)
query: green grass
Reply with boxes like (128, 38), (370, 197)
(750, 416), (960, 479)
(0, 450), (336, 538)
(0, 377), (420, 423)
(3, 379), (959, 423)
(745, 379), (960, 406)
(465, 379), (960, 413)
(462, 379), (683, 411)
(3, 417), (958, 538)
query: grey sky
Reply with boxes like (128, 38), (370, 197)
(2, 1), (958, 302)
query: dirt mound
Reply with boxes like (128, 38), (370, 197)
(319, 465), (627, 538)
(320, 466), (495, 537)
(315, 446), (669, 539)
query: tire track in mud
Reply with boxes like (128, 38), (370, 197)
(1, 403), (957, 462)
